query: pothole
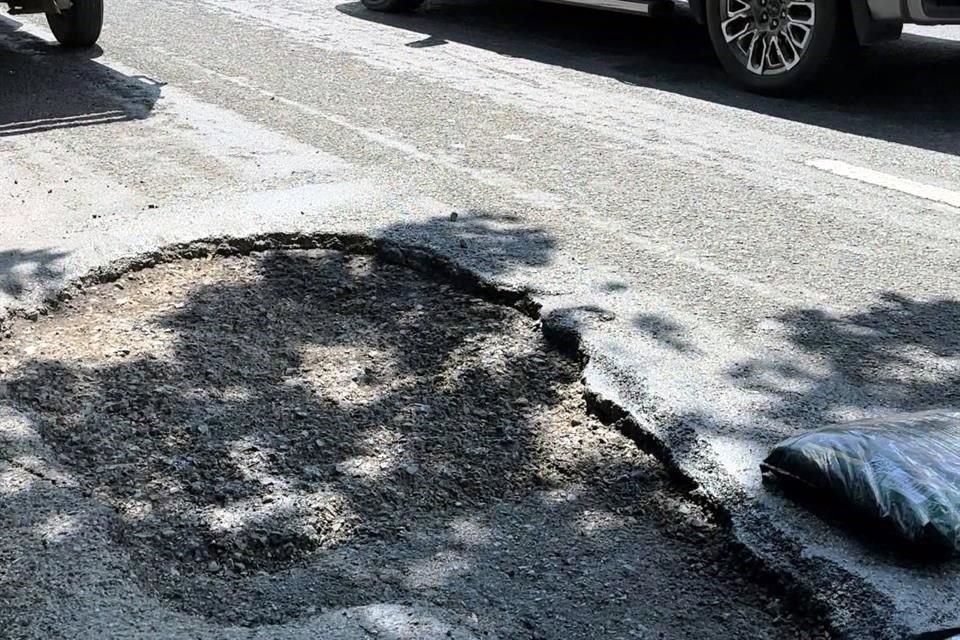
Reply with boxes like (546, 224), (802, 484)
(0, 249), (830, 638)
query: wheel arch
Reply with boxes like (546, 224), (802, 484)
(691, 0), (902, 43)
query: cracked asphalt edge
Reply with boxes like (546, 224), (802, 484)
(0, 231), (905, 640)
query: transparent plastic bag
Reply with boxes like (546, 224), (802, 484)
(761, 410), (960, 552)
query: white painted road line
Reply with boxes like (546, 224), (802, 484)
(807, 158), (960, 209)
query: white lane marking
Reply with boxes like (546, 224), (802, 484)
(807, 159), (960, 209)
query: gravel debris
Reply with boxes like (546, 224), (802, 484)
(0, 250), (831, 638)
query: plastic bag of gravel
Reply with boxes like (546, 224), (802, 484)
(762, 410), (960, 553)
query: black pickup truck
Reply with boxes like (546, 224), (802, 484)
(5, 0), (102, 47)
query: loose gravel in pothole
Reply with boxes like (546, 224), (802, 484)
(0, 250), (830, 639)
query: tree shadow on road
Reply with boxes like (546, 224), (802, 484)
(378, 209), (558, 281)
(0, 247), (68, 300)
(0, 16), (162, 136)
(0, 232), (819, 637)
(339, 0), (960, 157)
(729, 291), (960, 439)
(633, 312), (701, 355)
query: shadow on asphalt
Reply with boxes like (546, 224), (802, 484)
(338, 0), (960, 157)
(730, 291), (960, 435)
(633, 312), (701, 355)
(0, 16), (162, 137)
(0, 248), (67, 300)
(628, 294), (960, 567)
(0, 219), (821, 637)
(623, 293), (960, 470)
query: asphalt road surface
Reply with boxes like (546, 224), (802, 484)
(2, 1), (960, 638)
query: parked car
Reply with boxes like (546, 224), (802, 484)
(5, 0), (103, 48)
(360, 0), (960, 94)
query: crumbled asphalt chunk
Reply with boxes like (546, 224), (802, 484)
(0, 250), (831, 638)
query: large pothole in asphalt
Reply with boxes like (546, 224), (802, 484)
(0, 249), (830, 638)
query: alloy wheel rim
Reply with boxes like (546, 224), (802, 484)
(720, 0), (816, 76)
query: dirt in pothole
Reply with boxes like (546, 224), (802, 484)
(0, 250), (830, 639)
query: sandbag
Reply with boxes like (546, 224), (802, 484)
(761, 410), (960, 553)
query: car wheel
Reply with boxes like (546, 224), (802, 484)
(46, 0), (103, 48)
(705, 0), (850, 95)
(361, 0), (425, 12)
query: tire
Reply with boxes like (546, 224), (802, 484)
(705, 0), (851, 95)
(361, 0), (424, 12)
(46, 0), (103, 48)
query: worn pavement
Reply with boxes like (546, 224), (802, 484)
(2, 2), (960, 637)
